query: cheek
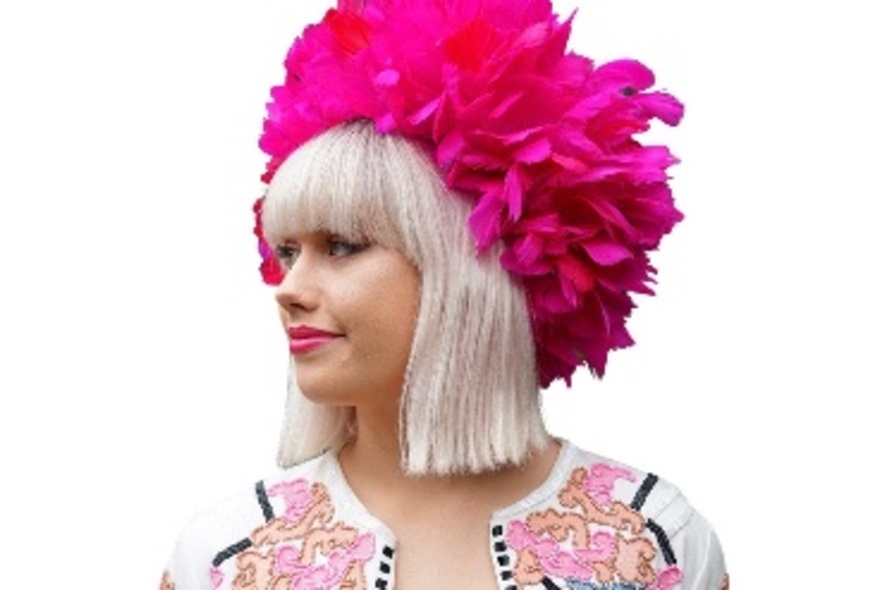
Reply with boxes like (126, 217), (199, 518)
(277, 305), (290, 329)
(380, 280), (420, 362)
(341, 287), (415, 340)
(343, 270), (420, 359)
(390, 285), (420, 340)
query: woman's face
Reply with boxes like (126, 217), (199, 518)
(274, 230), (420, 409)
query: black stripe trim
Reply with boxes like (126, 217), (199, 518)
(631, 473), (659, 510)
(212, 538), (253, 567)
(255, 480), (274, 521)
(542, 577), (562, 589)
(646, 519), (677, 565)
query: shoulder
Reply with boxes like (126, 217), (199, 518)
(494, 441), (728, 590)
(572, 445), (728, 588)
(162, 452), (335, 590)
(567, 445), (694, 542)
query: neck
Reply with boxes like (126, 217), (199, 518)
(341, 403), (408, 481)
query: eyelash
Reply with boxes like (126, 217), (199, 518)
(274, 244), (299, 266)
(274, 237), (368, 267)
(328, 239), (365, 257)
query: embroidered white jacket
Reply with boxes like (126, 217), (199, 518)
(162, 440), (728, 590)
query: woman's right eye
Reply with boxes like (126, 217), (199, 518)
(274, 244), (300, 268)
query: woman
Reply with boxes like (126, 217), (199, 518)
(162, 1), (728, 589)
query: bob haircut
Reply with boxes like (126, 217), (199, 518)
(262, 121), (549, 475)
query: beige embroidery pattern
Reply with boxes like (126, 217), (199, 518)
(506, 465), (682, 589)
(226, 479), (375, 590)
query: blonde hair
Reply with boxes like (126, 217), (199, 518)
(262, 121), (548, 475)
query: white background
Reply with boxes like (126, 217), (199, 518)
(0, 0), (876, 587)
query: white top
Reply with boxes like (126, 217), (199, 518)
(161, 440), (728, 590)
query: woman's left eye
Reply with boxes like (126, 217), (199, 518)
(328, 238), (367, 257)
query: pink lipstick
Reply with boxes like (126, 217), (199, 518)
(287, 325), (341, 355)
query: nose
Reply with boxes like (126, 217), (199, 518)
(274, 254), (319, 313)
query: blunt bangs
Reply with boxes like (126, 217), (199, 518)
(262, 122), (424, 257)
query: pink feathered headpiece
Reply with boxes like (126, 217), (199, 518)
(254, 0), (684, 387)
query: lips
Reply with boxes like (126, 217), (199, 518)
(287, 325), (342, 355)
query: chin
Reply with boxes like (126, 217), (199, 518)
(296, 378), (354, 406)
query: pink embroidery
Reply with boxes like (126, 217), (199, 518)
(582, 463), (636, 507)
(210, 567), (223, 589)
(507, 521), (616, 581)
(507, 465), (678, 588)
(647, 566), (683, 590)
(274, 533), (375, 589)
(221, 478), (376, 590)
(267, 479), (315, 522)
